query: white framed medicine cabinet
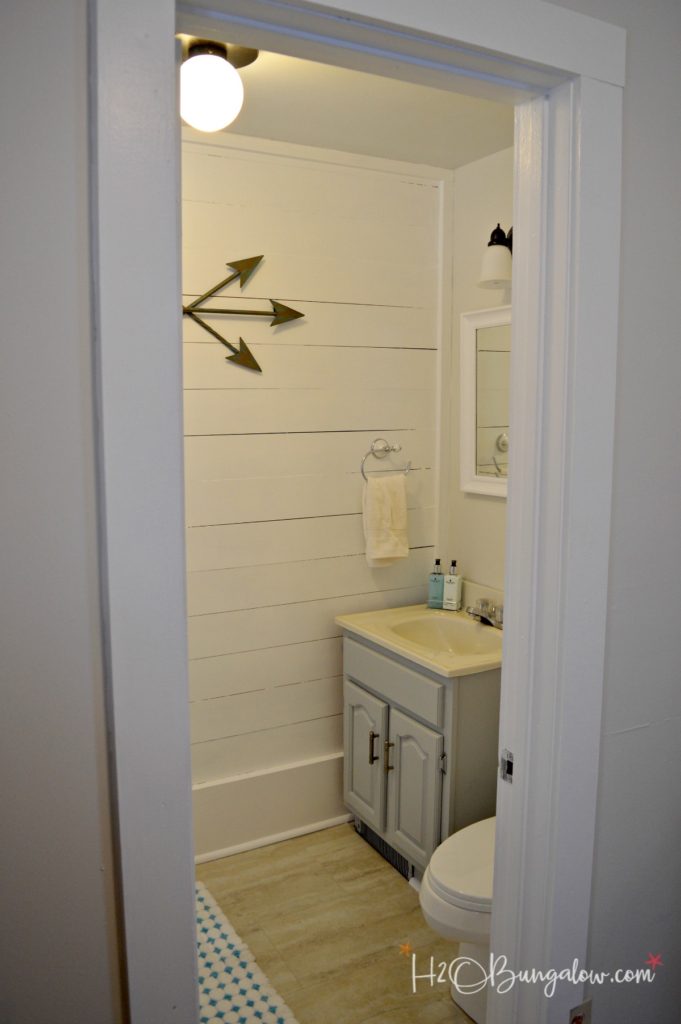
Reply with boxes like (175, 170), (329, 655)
(460, 305), (511, 498)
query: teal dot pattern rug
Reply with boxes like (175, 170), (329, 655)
(196, 882), (299, 1024)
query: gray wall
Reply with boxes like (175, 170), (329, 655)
(550, 2), (681, 1021)
(0, 3), (122, 1021)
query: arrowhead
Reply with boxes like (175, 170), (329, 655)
(226, 255), (264, 289)
(226, 338), (262, 373)
(270, 300), (305, 326)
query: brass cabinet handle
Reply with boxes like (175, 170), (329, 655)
(368, 730), (379, 764)
(384, 739), (395, 773)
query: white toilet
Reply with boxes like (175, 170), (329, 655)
(419, 816), (495, 1024)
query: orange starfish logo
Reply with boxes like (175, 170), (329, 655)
(399, 942), (413, 957)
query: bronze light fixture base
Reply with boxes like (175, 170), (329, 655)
(179, 36), (258, 70)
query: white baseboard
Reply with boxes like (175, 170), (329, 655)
(195, 813), (352, 864)
(193, 752), (348, 861)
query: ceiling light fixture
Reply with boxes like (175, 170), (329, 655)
(478, 223), (513, 289)
(180, 40), (258, 133)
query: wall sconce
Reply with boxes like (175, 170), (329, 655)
(180, 40), (258, 133)
(478, 223), (513, 289)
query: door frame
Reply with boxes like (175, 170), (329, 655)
(91, 2), (624, 1022)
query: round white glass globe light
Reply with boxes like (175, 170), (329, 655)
(180, 53), (244, 133)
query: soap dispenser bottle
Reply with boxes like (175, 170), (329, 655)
(427, 558), (444, 608)
(443, 560), (463, 611)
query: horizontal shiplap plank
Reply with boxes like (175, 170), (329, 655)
(190, 676), (343, 744)
(183, 343), (435, 391)
(182, 148), (441, 227)
(183, 129), (451, 179)
(183, 388), (435, 436)
(182, 298), (435, 349)
(186, 508), (435, 572)
(185, 469), (434, 527)
(182, 195), (437, 273)
(189, 638), (342, 702)
(190, 715), (343, 786)
(184, 430), (433, 483)
(188, 587), (425, 660)
(183, 248), (434, 308)
(187, 549), (432, 616)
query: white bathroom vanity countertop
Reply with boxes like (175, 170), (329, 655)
(336, 603), (502, 678)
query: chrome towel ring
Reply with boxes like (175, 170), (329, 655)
(361, 438), (412, 481)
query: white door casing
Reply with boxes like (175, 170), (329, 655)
(491, 76), (622, 1024)
(91, 2), (624, 1021)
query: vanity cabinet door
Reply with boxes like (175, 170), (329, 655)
(343, 680), (389, 833)
(385, 708), (443, 868)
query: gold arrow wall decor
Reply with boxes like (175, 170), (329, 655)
(183, 255), (305, 373)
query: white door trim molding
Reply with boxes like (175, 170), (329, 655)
(90, 1), (198, 1021)
(92, 2), (623, 1021)
(490, 77), (622, 1024)
(176, 0), (625, 92)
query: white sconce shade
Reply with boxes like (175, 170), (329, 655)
(478, 223), (513, 289)
(478, 244), (512, 288)
(180, 51), (244, 133)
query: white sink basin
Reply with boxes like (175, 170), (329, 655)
(390, 612), (502, 657)
(336, 604), (502, 678)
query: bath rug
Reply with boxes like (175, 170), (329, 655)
(196, 881), (299, 1024)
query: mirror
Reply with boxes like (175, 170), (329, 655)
(460, 305), (511, 497)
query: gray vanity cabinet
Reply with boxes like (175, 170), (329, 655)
(343, 681), (443, 867)
(342, 635), (500, 873)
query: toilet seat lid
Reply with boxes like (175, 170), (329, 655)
(428, 817), (495, 913)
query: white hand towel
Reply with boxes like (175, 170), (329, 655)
(362, 473), (409, 567)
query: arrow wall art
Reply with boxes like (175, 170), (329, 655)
(183, 255), (305, 373)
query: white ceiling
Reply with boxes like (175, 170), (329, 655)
(225, 51), (513, 170)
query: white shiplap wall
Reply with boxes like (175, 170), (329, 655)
(182, 131), (452, 857)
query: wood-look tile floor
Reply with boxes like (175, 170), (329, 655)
(197, 823), (474, 1024)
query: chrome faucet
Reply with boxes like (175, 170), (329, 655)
(466, 598), (504, 630)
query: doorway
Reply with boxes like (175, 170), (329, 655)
(182, 54), (512, 861)
(91, 3), (624, 1022)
